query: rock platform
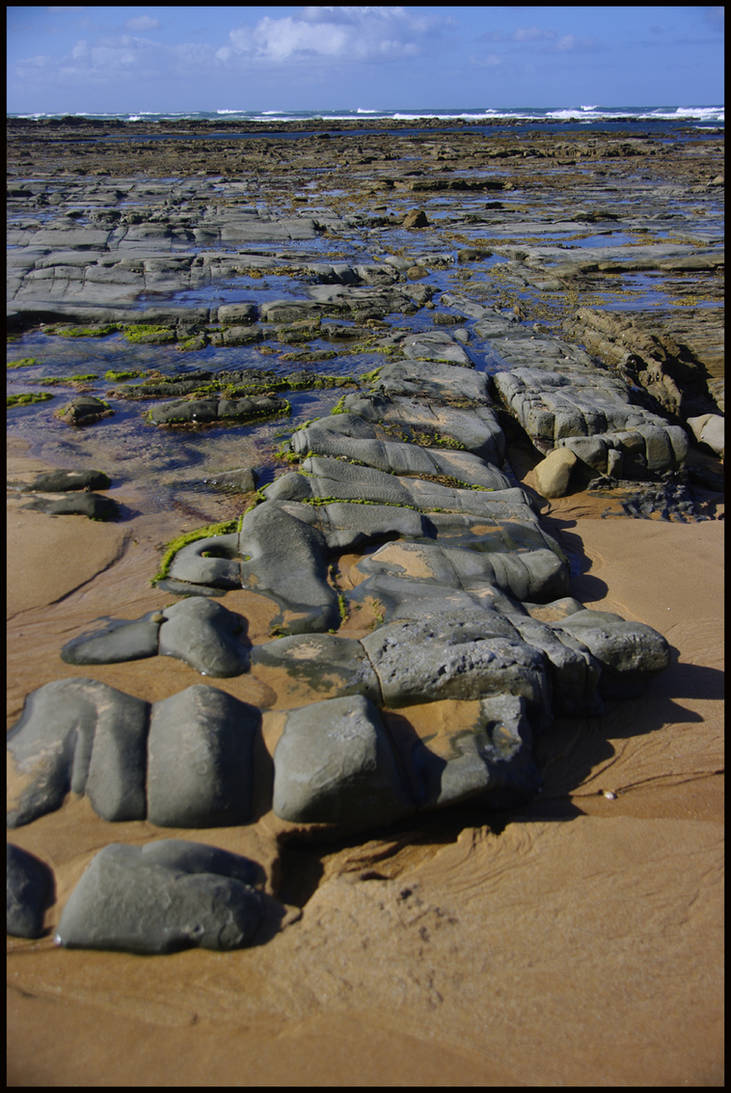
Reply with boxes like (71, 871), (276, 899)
(6, 118), (723, 954)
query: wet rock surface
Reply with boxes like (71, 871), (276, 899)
(6, 118), (723, 955)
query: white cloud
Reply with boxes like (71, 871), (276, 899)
(125, 16), (161, 33)
(219, 6), (446, 65)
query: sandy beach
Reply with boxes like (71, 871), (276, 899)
(6, 115), (724, 1086)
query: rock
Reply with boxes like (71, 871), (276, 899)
(55, 395), (113, 426)
(687, 413), (724, 458)
(376, 360), (487, 401)
(158, 597), (251, 677)
(239, 502), (340, 634)
(7, 678), (150, 827)
(24, 492), (120, 521)
(146, 685), (258, 827)
(205, 467), (257, 494)
(534, 447), (578, 498)
(24, 468), (111, 492)
(167, 532), (241, 589)
(360, 610), (551, 716)
(147, 394), (285, 427)
(7, 679), (260, 828)
(251, 633), (380, 703)
(54, 840), (264, 954)
(410, 694), (540, 811)
(7, 844), (55, 938)
(217, 302), (258, 325)
(272, 694), (410, 826)
(402, 209), (429, 228)
(557, 608), (670, 696)
(61, 612), (162, 664)
(400, 331), (471, 366)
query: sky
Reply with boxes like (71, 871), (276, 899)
(6, 5), (725, 115)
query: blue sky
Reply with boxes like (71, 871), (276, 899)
(6, 5), (725, 114)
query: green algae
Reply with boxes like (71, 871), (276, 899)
(152, 517), (242, 586)
(7, 391), (55, 408)
(123, 324), (176, 344)
(7, 357), (40, 369)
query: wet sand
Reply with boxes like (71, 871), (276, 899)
(6, 438), (723, 1087)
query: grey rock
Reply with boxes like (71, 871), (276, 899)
(410, 694), (540, 811)
(24, 468), (111, 492)
(56, 395), (113, 427)
(239, 501), (339, 634)
(343, 392), (505, 465)
(168, 532), (241, 589)
(272, 694), (410, 825)
(400, 332), (472, 366)
(361, 612), (551, 714)
(7, 678), (150, 827)
(557, 609), (670, 696)
(158, 597), (250, 677)
(7, 844), (55, 939)
(291, 429), (510, 490)
(315, 500), (432, 552)
(251, 633), (380, 703)
(54, 840), (263, 954)
(205, 466), (257, 494)
(24, 492), (120, 521)
(61, 612), (162, 664)
(375, 360), (487, 401)
(146, 685), (258, 827)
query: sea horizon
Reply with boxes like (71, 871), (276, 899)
(7, 103), (724, 126)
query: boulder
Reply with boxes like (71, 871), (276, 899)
(272, 694), (410, 826)
(54, 840), (263, 954)
(7, 844), (55, 939)
(146, 685), (258, 827)
(534, 447), (578, 498)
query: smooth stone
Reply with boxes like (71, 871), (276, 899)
(54, 841), (263, 954)
(272, 694), (410, 826)
(61, 613), (162, 664)
(146, 685), (258, 827)
(557, 609), (670, 696)
(687, 413), (724, 457)
(534, 448), (578, 498)
(56, 395), (113, 426)
(158, 597), (250, 677)
(168, 533), (241, 589)
(7, 678), (150, 827)
(239, 502), (339, 634)
(7, 844), (55, 939)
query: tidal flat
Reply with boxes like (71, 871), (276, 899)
(6, 117), (724, 1087)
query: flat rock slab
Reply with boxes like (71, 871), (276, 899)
(55, 840), (264, 954)
(252, 633), (380, 704)
(290, 428), (510, 491)
(354, 531), (570, 604)
(147, 394), (286, 427)
(376, 360), (486, 402)
(343, 392), (506, 465)
(7, 843), (55, 939)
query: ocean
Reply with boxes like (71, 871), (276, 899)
(7, 103), (724, 132)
